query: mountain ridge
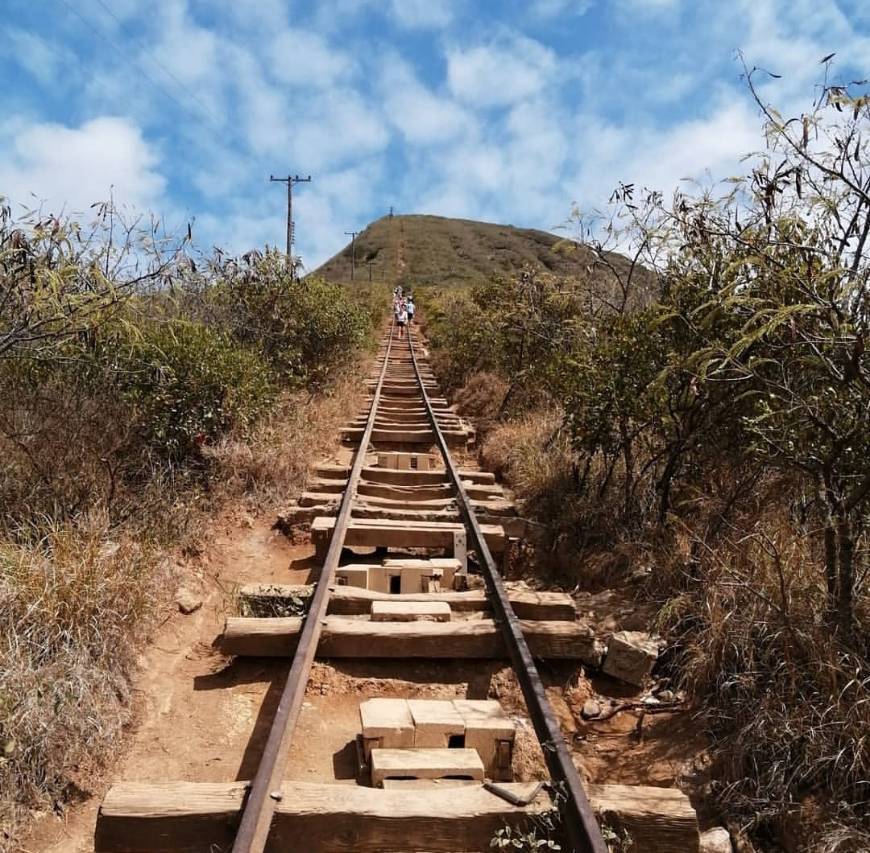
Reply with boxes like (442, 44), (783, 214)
(310, 213), (634, 290)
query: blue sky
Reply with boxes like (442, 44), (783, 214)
(1, 0), (869, 268)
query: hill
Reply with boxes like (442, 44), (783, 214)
(309, 213), (636, 291)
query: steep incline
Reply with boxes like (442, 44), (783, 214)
(310, 213), (635, 290)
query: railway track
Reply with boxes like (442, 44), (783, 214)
(94, 321), (701, 852)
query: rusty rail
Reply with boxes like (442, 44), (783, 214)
(406, 327), (608, 853)
(231, 324), (395, 853)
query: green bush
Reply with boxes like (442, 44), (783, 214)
(92, 317), (275, 463)
(202, 252), (375, 386)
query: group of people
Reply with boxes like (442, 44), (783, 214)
(393, 286), (415, 338)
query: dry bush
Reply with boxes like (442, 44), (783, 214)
(454, 371), (509, 419)
(656, 509), (870, 849)
(205, 365), (368, 506)
(481, 407), (566, 489)
(0, 517), (163, 847)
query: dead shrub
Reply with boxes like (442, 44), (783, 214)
(657, 513), (870, 847)
(0, 516), (163, 844)
(205, 366), (368, 506)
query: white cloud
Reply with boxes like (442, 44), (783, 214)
(268, 29), (355, 87)
(389, 0), (455, 29)
(0, 116), (165, 216)
(290, 89), (389, 169)
(569, 92), (761, 212)
(530, 0), (592, 18)
(447, 34), (559, 107)
(380, 57), (474, 144)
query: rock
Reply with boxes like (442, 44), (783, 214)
(700, 827), (733, 853)
(99, 540), (121, 559)
(580, 700), (601, 720)
(656, 689), (676, 703)
(175, 587), (202, 615)
(602, 631), (661, 686)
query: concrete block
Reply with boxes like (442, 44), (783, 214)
(409, 699), (465, 748)
(360, 698), (415, 757)
(335, 566), (370, 590)
(453, 699), (515, 779)
(370, 748), (484, 787)
(371, 601), (452, 622)
(602, 631), (661, 686)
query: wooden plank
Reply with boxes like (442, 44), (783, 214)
(586, 784), (700, 853)
(314, 465), (495, 486)
(95, 781), (549, 853)
(219, 616), (604, 664)
(96, 781), (698, 853)
(239, 584), (577, 621)
(310, 517), (506, 554)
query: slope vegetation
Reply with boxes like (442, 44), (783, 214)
(311, 213), (634, 290)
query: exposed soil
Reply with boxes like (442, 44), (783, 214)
(18, 510), (308, 853)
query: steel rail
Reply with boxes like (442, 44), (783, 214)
(406, 326), (608, 853)
(232, 323), (395, 853)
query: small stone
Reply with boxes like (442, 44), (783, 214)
(175, 587), (202, 615)
(99, 540), (121, 559)
(602, 631), (661, 686)
(700, 827), (733, 853)
(580, 700), (601, 719)
(657, 689), (676, 703)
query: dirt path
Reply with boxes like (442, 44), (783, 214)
(19, 511), (309, 853)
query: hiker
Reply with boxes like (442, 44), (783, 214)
(406, 294), (415, 325)
(396, 299), (408, 338)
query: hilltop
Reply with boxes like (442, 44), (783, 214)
(310, 213), (636, 290)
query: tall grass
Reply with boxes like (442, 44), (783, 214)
(0, 518), (161, 836)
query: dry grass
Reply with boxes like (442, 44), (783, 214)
(481, 409), (641, 587)
(481, 408), (567, 490)
(205, 365), (368, 506)
(0, 516), (164, 847)
(657, 518), (870, 849)
(476, 394), (870, 849)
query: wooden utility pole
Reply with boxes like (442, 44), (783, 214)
(365, 259), (375, 283)
(344, 230), (359, 281)
(270, 174), (311, 277)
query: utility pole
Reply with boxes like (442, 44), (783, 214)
(365, 259), (375, 283)
(270, 174), (311, 278)
(344, 230), (359, 281)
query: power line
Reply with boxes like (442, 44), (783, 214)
(91, 0), (227, 132)
(55, 0), (263, 175)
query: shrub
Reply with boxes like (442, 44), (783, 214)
(92, 316), (275, 463)
(427, 71), (870, 848)
(0, 518), (161, 835)
(200, 252), (375, 387)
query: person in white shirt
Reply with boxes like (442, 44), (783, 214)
(396, 300), (408, 338)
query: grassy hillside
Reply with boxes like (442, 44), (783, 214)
(310, 213), (635, 290)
